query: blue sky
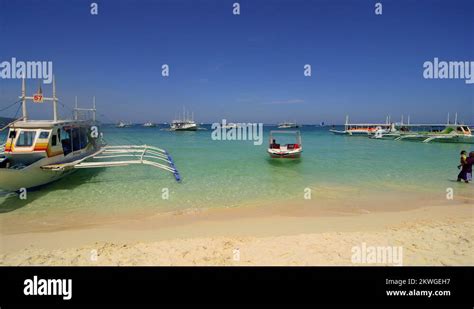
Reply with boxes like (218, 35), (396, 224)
(0, 0), (473, 124)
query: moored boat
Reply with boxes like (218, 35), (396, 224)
(0, 79), (182, 192)
(267, 130), (302, 158)
(143, 121), (157, 127)
(116, 121), (132, 128)
(170, 107), (198, 131)
(278, 121), (300, 129)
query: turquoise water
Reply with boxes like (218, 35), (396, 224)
(1, 125), (473, 214)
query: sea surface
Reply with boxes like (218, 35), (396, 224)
(1, 125), (473, 215)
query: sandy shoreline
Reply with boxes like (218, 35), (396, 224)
(1, 195), (473, 266)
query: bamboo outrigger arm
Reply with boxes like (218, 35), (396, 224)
(422, 135), (454, 143)
(394, 135), (417, 141)
(41, 145), (182, 182)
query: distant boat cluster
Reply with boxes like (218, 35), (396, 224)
(116, 107), (198, 131)
(330, 114), (473, 144)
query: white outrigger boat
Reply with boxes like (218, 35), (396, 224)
(0, 79), (181, 192)
(267, 130), (302, 158)
(330, 115), (391, 136)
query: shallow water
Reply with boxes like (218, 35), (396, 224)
(0, 125), (472, 215)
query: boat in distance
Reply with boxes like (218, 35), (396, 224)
(278, 121), (300, 129)
(116, 121), (133, 128)
(143, 121), (157, 127)
(170, 107), (198, 131)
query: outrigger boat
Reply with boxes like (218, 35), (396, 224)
(267, 130), (302, 158)
(391, 124), (473, 143)
(372, 114), (473, 144)
(330, 115), (391, 136)
(0, 79), (181, 192)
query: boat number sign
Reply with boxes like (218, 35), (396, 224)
(33, 94), (44, 103)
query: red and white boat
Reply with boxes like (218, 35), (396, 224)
(267, 130), (302, 158)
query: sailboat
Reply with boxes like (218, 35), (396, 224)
(170, 107), (198, 131)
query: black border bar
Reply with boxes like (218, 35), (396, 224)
(0, 266), (472, 306)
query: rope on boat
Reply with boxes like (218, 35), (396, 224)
(0, 99), (21, 112)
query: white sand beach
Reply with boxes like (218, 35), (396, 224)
(1, 194), (473, 266)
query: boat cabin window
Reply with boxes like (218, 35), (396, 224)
(39, 131), (50, 139)
(52, 134), (57, 146)
(61, 128), (72, 156)
(72, 128), (80, 151)
(8, 130), (16, 139)
(16, 130), (37, 147)
(71, 127), (89, 151)
(80, 127), (88, 148)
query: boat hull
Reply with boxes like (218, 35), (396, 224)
(267, 149), (302, 158)
(171, 126), (197, 131)
(398, 135), (474, 144)
(0, 162), (75, 192)
(330, 129), (371, 135)
(0, 147), (100, 192)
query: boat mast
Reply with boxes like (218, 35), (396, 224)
(53, 75), (58, 121)
(454, 112), (458, 125)
(21, 78), (27, 120)
(92, 96), (96, 122)
(74, 96), (78, 120)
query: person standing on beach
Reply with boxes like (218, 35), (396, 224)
(465, 152), (474, 183)
(457, 150), (468, 182)
(458, 151), (474, 183)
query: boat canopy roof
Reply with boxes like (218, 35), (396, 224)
(270, 130), (300, 134)
(10, 119), (93, 129)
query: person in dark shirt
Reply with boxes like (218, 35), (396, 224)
(465, 152), (474, 183)
(458, 151), (474, 183)
(457, 150), (468, 182)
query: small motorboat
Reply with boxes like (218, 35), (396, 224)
(267, 130), (302, 158)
